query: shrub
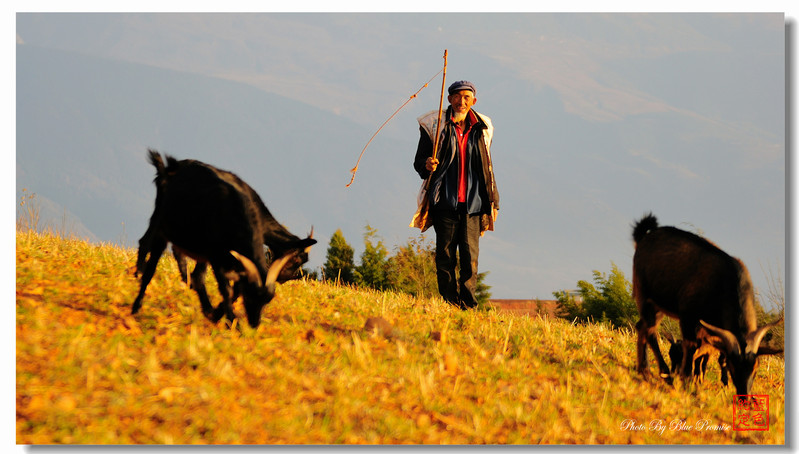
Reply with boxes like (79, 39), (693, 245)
(554, 263), (637, 330)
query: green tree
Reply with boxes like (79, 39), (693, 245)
(474, 271), (492, 307)
(553, 289), (581, 321)
(756, 263), (785, 352)
(353, 225), (390, 290)
(387, 235), (438, 298)
(323, 229), (355, 284)
(554, 262), (637, 330)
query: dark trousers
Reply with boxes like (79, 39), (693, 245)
(432, 204), (481, 308)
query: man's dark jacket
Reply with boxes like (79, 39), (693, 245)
(414, 106), (499, 234)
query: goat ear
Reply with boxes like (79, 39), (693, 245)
(699, 320), (741, 356)
(299, 237), (318, 251)
(229, 251), (262, 286)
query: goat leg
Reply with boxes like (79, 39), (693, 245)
(174, 249), (190, 287)
(719, 354), (729, 386)
(645, 330), (672, 382)
(190, 262), (216, 318)
(636, 319), (650, 376)
(131, 238), (167, 315)
(211, 266), (237, 325)
(636, 307), (672, 383)
(695, 352), (709, 383)
(135, 228), (154, 277)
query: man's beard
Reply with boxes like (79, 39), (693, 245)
(451, 110), (468, 123)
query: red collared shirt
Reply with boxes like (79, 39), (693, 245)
(454, 110), (477, 203)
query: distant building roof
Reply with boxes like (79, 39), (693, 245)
(488, 299), (559, 317)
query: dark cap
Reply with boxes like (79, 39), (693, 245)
(448, 80), (476, 95)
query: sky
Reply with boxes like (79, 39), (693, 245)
(8, 4), (797, 306)
(13, 9), (790, 302)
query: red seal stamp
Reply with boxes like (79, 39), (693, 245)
(733, 395), (769, 431)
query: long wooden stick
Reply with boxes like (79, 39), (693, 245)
(430, 49), (448, 162)
(409, 50), (448, 232)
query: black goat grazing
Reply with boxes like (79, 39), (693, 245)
(135, 153), (315, 286)
(132, 150), (317, 328)
(632, 213), (781, 396)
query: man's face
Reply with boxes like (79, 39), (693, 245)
(448, 90), (476, 115)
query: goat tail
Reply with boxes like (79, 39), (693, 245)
(632, 212), (659, 245)
(147, 148), (166, 181)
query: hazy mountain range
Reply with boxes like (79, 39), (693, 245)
(15, 13), (785, 301)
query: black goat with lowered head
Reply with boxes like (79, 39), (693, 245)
(132, 150), (317, 328)
(631, 213), (781, 397)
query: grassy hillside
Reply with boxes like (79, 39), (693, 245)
(16, 231), (785, 444)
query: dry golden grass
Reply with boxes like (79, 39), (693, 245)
(16, 231), (784, 444)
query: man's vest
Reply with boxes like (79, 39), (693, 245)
(417, 109), (499, 234)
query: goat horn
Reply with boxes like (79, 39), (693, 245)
(303, 227), (316, 254)
(265, 253), (292, 287)
(699, 320), (741, 356)
(746, 317), (783, 355)
(229, 251), (262, 286)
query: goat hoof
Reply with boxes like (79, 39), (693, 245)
(210, 307), (227, 323)
(202, 311), (220, 324)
